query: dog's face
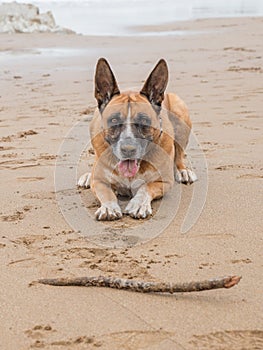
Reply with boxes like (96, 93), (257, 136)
(94, 58), (168, 177)
(101, 95), (160, 177)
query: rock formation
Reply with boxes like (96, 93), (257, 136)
(0, 2), (74, 33)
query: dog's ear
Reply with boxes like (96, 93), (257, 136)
(94, 58), (120, 112)
(140, 59), (168, 110)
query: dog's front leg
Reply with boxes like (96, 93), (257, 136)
(92, 180), (122, 221)
(125, 182), (170, 219)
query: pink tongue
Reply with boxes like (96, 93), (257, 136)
(118, 160), (138, 178)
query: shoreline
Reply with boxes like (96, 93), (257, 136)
(0, 15), (262, 39)
(129, 15), (263, 33)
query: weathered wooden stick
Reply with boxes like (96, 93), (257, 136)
(37, 275), (241, 294)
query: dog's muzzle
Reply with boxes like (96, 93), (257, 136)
(120, 143), (137, 159)
(117, 138), (139, 178)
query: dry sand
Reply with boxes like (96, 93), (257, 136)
(0, 17), (263, 349)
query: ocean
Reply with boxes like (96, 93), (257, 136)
(2, 0), (263, 35)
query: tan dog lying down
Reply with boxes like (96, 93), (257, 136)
(78, 58), (197, 220)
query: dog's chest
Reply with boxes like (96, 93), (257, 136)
(104, 168), (157, 196)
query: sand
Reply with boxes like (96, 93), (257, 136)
(0, 16), (263, 349)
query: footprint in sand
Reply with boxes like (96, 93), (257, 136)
(1, 152), (18, 158)
(40, 154), (56, 160)
(0, 146), (15, 151)
(0, 129), (38, 143)
(1, 211), (24, 222)
(52, 246), (152, 280)
(25, 324), (99, 348)
(0, 205), (32, 222)
(50, 336), (96, 347)
(26, 329), (173, 349)
(215, 164), (254, 171)
(237, 174), (263, 179)
(230, 258), (252, 264)
(223, 47), (256, 53)
(25, 324), (55, 339)
(188, 330), (263, 350)
(22, 191), (55, 200)
(228, 66), (262, 73)
(0, 158), (41, 170)
(17, 177), (45, 182)
(195, 121), (212, 127)
(25, 324), (56, 348)
(11, 234), (49, 247)
(97, 330), (174, 350)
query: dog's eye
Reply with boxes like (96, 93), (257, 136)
(140, 125), (150, 132)
(134, 123), (152, 137)
(107, 113), (123, 127)
(135, 113), (151, 126)
(140, 117), (148, 125)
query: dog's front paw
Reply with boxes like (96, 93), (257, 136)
(78, 172), (91, 188)
(125, 194), (152, 219)
(175, 168), (197, 185)
(95, 202), (122, 221)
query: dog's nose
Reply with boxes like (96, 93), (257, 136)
(120, 144), (137, 158)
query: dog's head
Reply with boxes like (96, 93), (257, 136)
(94, 58), (168, 177)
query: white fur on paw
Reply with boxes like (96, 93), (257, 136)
(175, 168), (197, 185)
(78, 172), (91, 188)
(125, 193), (152, 219)
(95, 201), (122, 221)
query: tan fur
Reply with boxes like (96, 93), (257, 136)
(163, 93), (192, 171)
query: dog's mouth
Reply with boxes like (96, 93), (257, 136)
(118, 159), (139, 178)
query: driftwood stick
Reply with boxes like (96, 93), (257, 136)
(38, 275), (241, 294)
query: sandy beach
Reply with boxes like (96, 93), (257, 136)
(1, 16), (263, 349)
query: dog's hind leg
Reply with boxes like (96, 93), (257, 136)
(78, 172), (91, 188)
(174, 142), (197, 185)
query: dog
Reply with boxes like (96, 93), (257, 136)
(78, 58), (197, 220)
